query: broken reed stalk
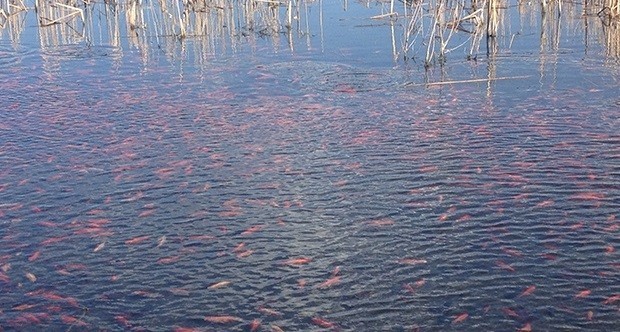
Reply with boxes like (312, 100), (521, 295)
(404, 75), (531, 87)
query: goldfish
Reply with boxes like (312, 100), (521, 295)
(125, 235), (150, 245)
(495, 260), (515, 272)
(233, 242), (246, 253)
(60, 315), (88, 326)
(241, 225), (263, 236)
(535, 200), (554, 208)
(282, 257), (312, 266)
(236, 250), (254, 258)
(115, 315), (132, 327)
(257, 306), (282, 316)
(518, 323), (532, 332)
(367, 218), (394, 227)
(452, 312), (468, 324)
(502, 247), (524, 257)
(603, 294), (620, 305)
(501, 307), (519, 318)
(403, 279), (426, 293)
(519, 285), (536, 297)
(138, 210), (155, 218)
(569, 192), (605, 200)
(28, 251), (41, 262)
(575, 290), (591, 298)
(249, 319), (261, 332)
(157, 256), (180, 264)
(317, 276), (341, 289)
(311, 316), (336, 329)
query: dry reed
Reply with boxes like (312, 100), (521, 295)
(2, 0), (620, 66)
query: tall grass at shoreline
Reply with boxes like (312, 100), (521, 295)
(1, 0), (619, 65)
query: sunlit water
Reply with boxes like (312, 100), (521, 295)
(1, 1), (619, 331)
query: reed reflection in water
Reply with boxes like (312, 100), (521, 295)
(1, 0), (620, 67)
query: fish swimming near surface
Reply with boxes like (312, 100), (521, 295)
(519, 285), (536, 297)
(452, 313), (468, 324)
(282, 257), (312, 266)
(575, 290), (591, 298)
(311, 316), (337, 329)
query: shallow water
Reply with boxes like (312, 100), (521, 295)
(1, 1), (619, 331)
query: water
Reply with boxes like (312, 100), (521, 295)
(1, 1), (619, 331)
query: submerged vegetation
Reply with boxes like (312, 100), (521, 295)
(1, 0), (619, 65)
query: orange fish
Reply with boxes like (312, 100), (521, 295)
(367, 218), (394, 227)
(452, 312), (468, 324)
(138, 210), (155, 218)
(317, 276), (341, 289)
(282, 257), (312, 266)
(204, 315), (242, 323)
(570, 192), (605, 200)
(456, 214), (472, 222)
(501, 307), (520, 318)
(495, 260), (515, 272)
(518, 323), (532, 332)
(603, 294), (620, 305)
(311, 316), (336, 328)
(233, 242), (246, 253)
(125, 235), (150, 245)
(257, 306), (282, 316)
(249, 318), (261, 332)
(114, 315), (132, 327)
(60, 315), (88, 326)
(157, 256), (181, 264)
(575, 290), (591, 298)
(520, 285), (536, 297)
(236, 250), (254, 258)
(502, 247), (524, 257)
(413, 279), (426, 288)
(0, 271), (11, 282)
(535, 200), (554, 208)
(28, 251), (41, 262)
(241, 225), (263, 236)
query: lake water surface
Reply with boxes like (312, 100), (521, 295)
(1, 1), (619, 331)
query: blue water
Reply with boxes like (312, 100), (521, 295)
(1, 1), (619, 331)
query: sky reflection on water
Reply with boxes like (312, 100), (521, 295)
(1, 1), (619, 331)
